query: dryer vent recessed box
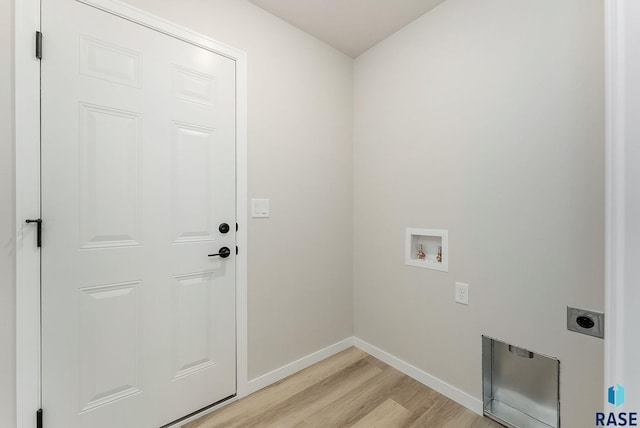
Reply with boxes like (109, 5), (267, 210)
(482, 336), (560, 428)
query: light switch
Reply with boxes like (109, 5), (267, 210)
(251, 198), (270, 218)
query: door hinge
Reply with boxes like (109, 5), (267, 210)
(236, 246), (238, 255)
(36, 409), (43, 428)
(25, 218), (42, 247)
(35, 31), (43, 60)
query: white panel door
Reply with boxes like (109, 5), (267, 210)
(41, 1), (237, 427)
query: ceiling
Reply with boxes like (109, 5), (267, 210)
(248, 0), (447, 58)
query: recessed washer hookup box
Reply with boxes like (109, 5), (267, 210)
(482, 336), (560, 428)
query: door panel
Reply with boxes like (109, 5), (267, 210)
(172, 122), (217, 243)
(79, 103), (142, 248)
(41, 1), (237, 427)
(78, 281), (142, 412)
(172, 272), (217, 379)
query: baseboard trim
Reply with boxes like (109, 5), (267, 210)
(353, 337), (483, 415)
(246, 337), (355, 395)
(245, 336), (482, 416)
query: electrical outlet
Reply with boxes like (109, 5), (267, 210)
(455, 282), (469, 305)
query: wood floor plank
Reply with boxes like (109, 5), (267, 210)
(363, 354), (388, 369)
(350, 399), (412, 428)
(185, 347), (499, 428)
(440, 408), (504, 428)
(387, 377), (442, 426)
(407, 395), (488, 428)
(302, 366), (408, 427)
(237, 359), (383, 427)
(387, 374), (438, 411)
(183, 347), (368, 428)
(406, 396), (457, 427)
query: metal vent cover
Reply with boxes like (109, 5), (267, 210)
(482, 336), (560, 428)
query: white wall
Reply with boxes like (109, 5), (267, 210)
(0, 0), (15, 426)
(353, 1), (604, 426)
(3, 1), (353, 426)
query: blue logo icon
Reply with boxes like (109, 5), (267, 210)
(609, 384), (625, 407)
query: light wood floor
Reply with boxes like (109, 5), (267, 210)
(184, 347), (502, 428)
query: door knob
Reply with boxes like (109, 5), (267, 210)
(219, 223), (230, 234)
(208, 247), (231, 258)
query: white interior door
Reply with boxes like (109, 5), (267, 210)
(41, 1), (237, 427)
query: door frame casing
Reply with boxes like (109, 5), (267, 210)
(604, 0), (640, 406)
(604, 0), (624, 400)
(15, 1), (249, 426)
